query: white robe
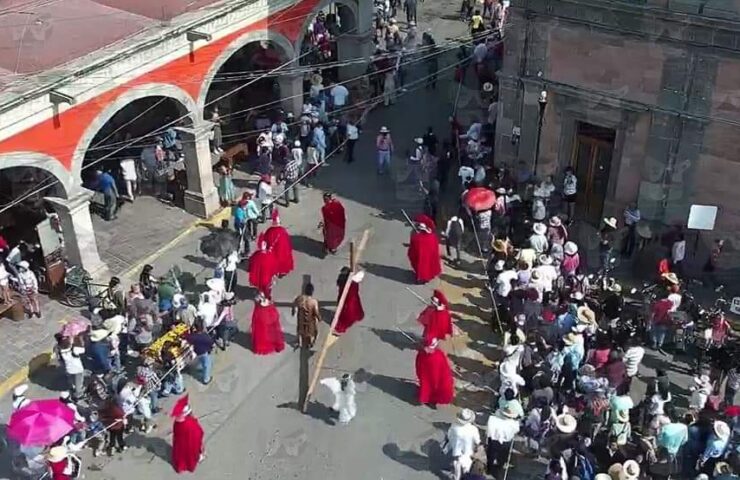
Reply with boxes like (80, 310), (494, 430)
(320, 377), (357, 424)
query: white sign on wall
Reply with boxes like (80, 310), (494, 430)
(687, 204), (718, 231)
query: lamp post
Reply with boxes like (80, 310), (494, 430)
(533, 90), (548, 176)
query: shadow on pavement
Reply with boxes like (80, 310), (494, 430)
(276, 401), (335, 426)
(370, 327), (417, 351)
(363, 262), (414, 284)
(382, 439), (448, 480)
(367, 373), (418, 406)
(29, 363), (67, 393)
(125, 431), (171, 464)
(290, 235), (327, 259)
(182, 254), (218, 270)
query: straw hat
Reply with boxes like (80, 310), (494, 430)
(615, 409), (630, 423)
(662, 272), (679, 285)
(577, 306), (596, 325)
(621, 460), (640, 480)
(538, 254), (553, 265)
(90, 329), (110, 342)
(563, 241), (578, 255)
(533, 223), (547, 235)
(492, 239), (508, 253)
(457, 408), (475, 424)
(563, 332), (581, 346)
(17, 260), (30, 270)
(604, 217), (618, 229)
(637, 223), (652, 239)
(47, 446), (68, 463)
(555, 413), (577, 433)
(608, 463), (623, 480)
(549, 216), (562, 227)
(595, 474), (613, 480)
(714, 420), (731, 440)
(579, 364), (596, 376)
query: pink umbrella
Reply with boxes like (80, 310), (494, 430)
(8, 399), (75, 446)
(61, 317), (91, 338)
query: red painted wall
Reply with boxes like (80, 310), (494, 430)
(0, 0), (321, 172)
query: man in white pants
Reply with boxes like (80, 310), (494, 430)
(444, 408), (481, 479)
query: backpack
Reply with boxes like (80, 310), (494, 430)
(570, 452), (595, 480)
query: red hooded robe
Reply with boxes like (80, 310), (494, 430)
(321, 199), (346, 252)
(248, 235), (277, 297)
(251, 300), (285, 355)
(335, 275), (364, 334)
(417, 290), (453, 342)
(264, 218), (294, 276)
(415, 340), (455, 405)
(171, 397), (204, 474)
(408, 229), (442, 283)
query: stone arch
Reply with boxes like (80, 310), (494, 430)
(197, 29), (296, 112)
(0, 152), (71, 199)
(71, 83), (199, 189)
(293, 0), (360, 54)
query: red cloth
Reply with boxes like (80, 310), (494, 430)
(251, 302), (285, 355)
(417, 306), (452, 342)
(658, 258), (671, 275)
(172, 415), (204, 473)
(248, 249), (276, 297)
(335, 281), (364, 334)
(651, 298), (673, 326)
(415, 347), (454, 405)
(321, 200), (346, 251)
(408, 231), (442, 283)
(263, 225), (294, 275)
(49, 459), (71, 480)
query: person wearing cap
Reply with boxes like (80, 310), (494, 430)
(376, 126), (394, 174)
(443, 408), (481, 480)
(12, 384), (30, 411)
(485, 406), (520, 474)
(533, 254), (558, 298)
(698, 420), (730, 472)
(416, 337), (455, 406)
(408, 219), (442, 284)
(170, 394), (205, 473)
(16, 260), (40, 318)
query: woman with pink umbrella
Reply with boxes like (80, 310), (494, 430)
(8, 399), (76, 447)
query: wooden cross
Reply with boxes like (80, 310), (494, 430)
(301, 229), (371, 412)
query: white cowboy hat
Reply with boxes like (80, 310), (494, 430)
(495, 187), (507, 194)
(549, 216), (562, 227)
(577, 306), (596, 325)
(59, 391), (70, 400)
(483, 82), (494, 92)
(621, 460), (640, 480)
(555, 413), (577, 433)
(206, 277), (225, 292)
(609, 283), (622, 293)
(457, 408), (475, 424)
(563, 241), (578, 255)
(90, 329), (110, 342)
(595, 474), (613, 480)
(533, 223), (547, 235)
(294, 140), (301, 147)
(538, 254), (553, 265)
(17, 260), (30, 270)
(224, 291), (235, 301)
(103, 315), (125, 336)
(636, 223), (652, 239)
(604, 217), (618, 229)
(415, 137), (424, 144)
(47, 446), (68, 463)
(13, 384), (28, 397)
(571, 291), (585, 301)
(379, 126), (390, 133)
(695, 374), (711, 385)
(714, 420), (731, 440)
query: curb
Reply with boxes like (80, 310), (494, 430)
(0, 208), (231, 400)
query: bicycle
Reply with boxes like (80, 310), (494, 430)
(60, 266), (110, 308)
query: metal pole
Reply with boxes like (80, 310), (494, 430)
(533, 105), (544, 176)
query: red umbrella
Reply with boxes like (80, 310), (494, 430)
(464, 187), (496, 211)
(8, 399), (76, 446)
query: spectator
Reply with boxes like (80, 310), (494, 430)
(95, 170), (119, 221)
(186, 322), (215, 385)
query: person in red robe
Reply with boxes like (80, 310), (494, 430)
(248, 235), (277, 297)
(171, 395), (205, 474)
(251, 292), (285, 355)
(414, 213), (436, 233)
(263, 209), (294, 276)
(417, 289), (453, 342)
(407, 222), (442, 283)
(334, 267), (365, 334)
(320, 192), (346, 254)
(415, 337), (455, 406)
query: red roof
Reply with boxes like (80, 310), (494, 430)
(0, 0), (226, 76)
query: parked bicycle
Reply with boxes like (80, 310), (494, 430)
(60, 265), (109, 309)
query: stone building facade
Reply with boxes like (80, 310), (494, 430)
(496, 0), (740, 243)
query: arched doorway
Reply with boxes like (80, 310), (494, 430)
(200, 34), (295, 153)
(297, 1), (359, 82)
(80, 95), (194, 212)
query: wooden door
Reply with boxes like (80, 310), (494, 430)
(572, 134), (614, 225)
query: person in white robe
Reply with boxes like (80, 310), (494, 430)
(320, 373), (357, 424)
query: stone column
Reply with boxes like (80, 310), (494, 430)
(46, 189), (108, 278)
(277, 74), (304, 117)
(176, 123), (220, 218)
(336, 1), (373, 81)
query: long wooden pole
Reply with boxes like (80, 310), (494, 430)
(302, 229), (371, 412)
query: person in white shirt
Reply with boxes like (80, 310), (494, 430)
(458, 165), (475, 188)
(562, 167), (578, 222)
(198, 291), (219, 329)
(622, 202), (641, 256)
(329, 83), (349, 109)
(495, 264), (518, 298)
(486, 407), (520, 470)
(623, 338), (645, 381)
(58, 338), (85, 400)
(671, 233), (686, 276)
(529, 223), (549, 254)
(444, 409), (481, 480)
(17, 261), (40, 318)
(345, 120), (360, 163)
(533, 255), (558, 293)
(445, 216), (464, 263)
(460, 119), (482, 142)
(0, 262), (10, 304)
(291, 140), (304, 171)
(119, 158), (138, 201)
(256, 175), (273, 222)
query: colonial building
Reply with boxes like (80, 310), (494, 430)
(0, 0), (372, 275)
(496, 0), (740, 243)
